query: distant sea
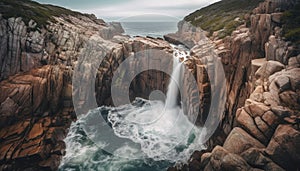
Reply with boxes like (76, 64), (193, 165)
(121, 22), (178, 38)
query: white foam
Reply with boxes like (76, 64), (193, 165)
(60, 45), (205, 170)
(107, 98), (204, 162)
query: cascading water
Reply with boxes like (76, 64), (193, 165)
(165, 57), (181, 108)
(59, 47), (204, 171)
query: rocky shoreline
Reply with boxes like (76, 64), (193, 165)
(168, 0), (300, 170)
(0, 0), (299, 170)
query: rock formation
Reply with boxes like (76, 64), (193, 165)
(0, 0), (299, 170)
(168, 0), (300, 170)
(0, 1), (207, 169)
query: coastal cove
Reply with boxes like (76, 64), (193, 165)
(0, 0), (299, 171)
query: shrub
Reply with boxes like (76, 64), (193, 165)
(282, 3), (300, 44)
(0, 0), (90, 28)
(184, 0), (263, 38)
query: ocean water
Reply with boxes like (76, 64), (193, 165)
(58, 98), (203, 171)
(121, 22), (178, 38)
(59, 27), (204, 171)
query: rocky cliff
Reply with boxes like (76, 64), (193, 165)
(0, 0), (300, 170)
(0, 0), (210, 170)
(0, 1), (174, 170)
(168, 0), (300, 170)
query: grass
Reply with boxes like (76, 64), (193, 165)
(282, 3), (300, 44)
(184, 0), (264, 38)
(0, 0), (91, 28)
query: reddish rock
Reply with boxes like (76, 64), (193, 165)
(255, 61), (285, 81)
(27, 123), (44, 140)
(279, 91), (300, 110)
(236, 109), (268, 144)
(241, 148), (284, 171)
(207, 146), (252, 171)
(244, 102), (270, 117)
(266, 124), (300, 170)
(261, 111), (280, 129)
(223, 127), (265, 154)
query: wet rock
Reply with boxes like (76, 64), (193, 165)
(51, 141), (66, 155)
(39, 154), (62, 171)
(45, 127), (66, 144)
(200, 153), (212, 168)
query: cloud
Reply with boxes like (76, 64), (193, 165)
(35, 0), (220, 21)
(78, 0), (220, 21)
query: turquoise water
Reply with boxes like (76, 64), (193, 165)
(59, 34), (204, 171)
(59, 98), (204, 171)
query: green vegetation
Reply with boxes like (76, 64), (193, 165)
(282, 3), (300, 44)
(184, 0), (263, 38)
(0, 0), (90, 28)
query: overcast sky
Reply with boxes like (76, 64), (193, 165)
(35, 0), (220, 22)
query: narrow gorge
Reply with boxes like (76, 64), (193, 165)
(0, 0), (299, 170)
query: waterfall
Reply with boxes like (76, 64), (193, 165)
(165, 57), (182, 108)
(60, 46), (204, 171)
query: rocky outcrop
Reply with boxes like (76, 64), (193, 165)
(0, 66), (75, 170)
(1, 0), (300, 170)
(0, 5), (210, 169)
(0, 5), (167, 169)
(198, 0), (300, 152)
(166, 21), (257, 147)
(251, 0), (299, 58)
(164, 20), (208, 49)
(169, 0), (300, 170)
(0, 14), (124, 81)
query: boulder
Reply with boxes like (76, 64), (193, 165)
(266, 124), (300, 170)
(236, 109), (269, 144)
(241, 148), (284, 171)
(223, 127), (265, 154)
(207, 146), (252, 171)
(244, 102), (270, 117)
(274, 76), (291, 92)
(271, 13), (283, 23)
(279, 91), (300, 109)
(255, 61), (285, 80)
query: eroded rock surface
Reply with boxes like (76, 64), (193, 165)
(170, 0), (300, 170)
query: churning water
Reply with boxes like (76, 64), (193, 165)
(59, 48), (204, 171)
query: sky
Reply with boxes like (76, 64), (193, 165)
(35, 0), (220, 22)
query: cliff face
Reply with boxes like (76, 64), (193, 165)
(0, 1), (208, 169)
(0, 0), (300, 170)
(169, 0), (300, 170)
(0, 11), (125, 169)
